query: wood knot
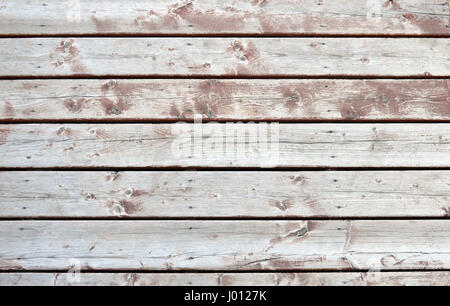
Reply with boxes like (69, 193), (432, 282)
(84, 193), (96, 201)
(102, 80), (117, 92)
(106, 171), (120, 181)
(110, 105), (122, 115)
(269, 199), (293, 211)
(380, 95), (390, 104)
(70, 104), (79, 112)
(107, 80), (117, 88)
(289, 175), (304, 184)
(288, 225), (309, 238)
(343, 108), (360, 119)
(288, 95), (300, 103)
(293, 175), (303, 183)
(232, 41), (243, 51)
(442, 207), (450, 217)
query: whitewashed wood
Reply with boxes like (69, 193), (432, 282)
(1, 79), (449, 121)
(1, 272), (450, 286)
(1, 220), (450, 271)
(1, 171), (449, 218)
(1, 124), (450, 168)
(0, 0), (449, 35)
(0, 38), (448, 77)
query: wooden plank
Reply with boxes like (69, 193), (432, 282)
(0, 38), (448, 77)
(1, 171), (449, 218)
(1, 272), (450, 286)
(1, 79), (449, 121)
(1, 220), (450, 271)
(0, 0), (449, 36)
(1, 123), (450, 168)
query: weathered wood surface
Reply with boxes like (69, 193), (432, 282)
(1, 220), (450, 271)
(1, 171), (449, 218)
(1, 124), (450, 168)
(0, 0), (449, 36)
(2, 272), (450, 286)
(1, 79), (449, 121)
(1, 38), (448, 77)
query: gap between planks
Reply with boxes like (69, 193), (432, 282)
(1, 75), (449, 80)
(3, 269), (450, 273)
(1, 34), (450, 39)
(2, 167), (450, 171)
(2, 120), (450, 124)
(0, 217), (449, 221)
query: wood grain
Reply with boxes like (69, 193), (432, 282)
(1, 171), (449, 218)
(1, 123), (450, 168)
(1, 79), (449, 121)
(1, 272), (450, 286)
(0, 38), (448, 77)
(0, 0), (449, 36)
(1, 220), (450, 271)
(1, 0), (449, 288)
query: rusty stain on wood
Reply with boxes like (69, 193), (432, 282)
(1, 123), (450, 168)
(1, 0), (449, 287)
(1, 80), (448, 121)
(106, 200), (143, 216)
(0, 260), (23, 271)
(2, 272), (450, 286)
(0, 127), (10, 145)
(51, 39), (88, 74)
(1, 38), (448, 77)
(1, 0), (449, 35)
(1, 220), (449, 271)
(1, 171), (449, 218)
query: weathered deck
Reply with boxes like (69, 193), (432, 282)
(0, 0), (449, 286)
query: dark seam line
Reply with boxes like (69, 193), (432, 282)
(1, 120), (450, 124)
(0, 75), (449, 80)
(1, 269), (450, 274)
(1, 167), (450, 171)
(0, 217), (448, 221)
(1, 34), (450, 38)
(0, 76), (448, 80)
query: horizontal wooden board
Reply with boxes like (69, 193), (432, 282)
(0, 38), (448, 77)
(1, 220), (450, 271)
(1, 124), (450, 168)
(0, 0), (449, 36)
(0, 171), (449, 218)
(1, 79), (449, 121)
(1, 272), (450, 286)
